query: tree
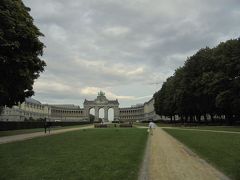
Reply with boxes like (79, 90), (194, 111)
(0, 0), (46, 110)
(154, 38), (240, 124)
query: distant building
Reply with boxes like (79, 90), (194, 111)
(143, 97), (161, 121)
(119, 105), (144, 122)
(0, 98), (49, 121)
(0, 92), (160, 122)
(50, 104), (85, 122)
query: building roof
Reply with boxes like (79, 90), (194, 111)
(144, 97), (154, 105)
(50, 104), (81, 110)
(25, 97), (41, 105)
(119, 105), (144, 110)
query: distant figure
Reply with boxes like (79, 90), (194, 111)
(148, 121), (156, 135)
(44, 121), (47, 134)
(44, 119), (51, 134)
(48, 122), (52, 133)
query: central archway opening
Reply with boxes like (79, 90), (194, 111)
(99, 108), (104, 122)
(108, 108), (114, 122)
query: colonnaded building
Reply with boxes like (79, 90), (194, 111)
(0, 91), (160, 122)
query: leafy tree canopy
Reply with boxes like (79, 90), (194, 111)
(0, 0), (46, 108)
(154, 38), (240, 123)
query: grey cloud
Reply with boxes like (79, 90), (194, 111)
(23, 0), (240, 106)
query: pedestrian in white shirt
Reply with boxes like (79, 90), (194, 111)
(148, 121), (156, 135)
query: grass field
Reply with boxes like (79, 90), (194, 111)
(133, 122), (149, 127)
(164, 128), (240, 180)
(0, 128), (147, 180)
(0, 124), (91, 137)
(181, 126), (240, 132)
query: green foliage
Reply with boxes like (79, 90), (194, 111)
(0, 0), (46, 107)
(164, 128), (240, 179)
(154, 38), (240, 123)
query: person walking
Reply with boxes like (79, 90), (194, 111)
(44, 119), (47, 134)
(47, 121), (52, 134)
(148, 120), (156, 135)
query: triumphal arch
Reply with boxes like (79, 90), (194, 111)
(83, 91), (119, 122)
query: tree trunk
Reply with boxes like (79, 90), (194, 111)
(204, 114), (208, 125)
(180, 115), (184, 124)
(210, 114), (215, 123)
(226, 114), (234, 125)
(190, 115), (193, 123)
(196, 115), (201, 124)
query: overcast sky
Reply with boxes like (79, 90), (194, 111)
(23, 0), (240, 107)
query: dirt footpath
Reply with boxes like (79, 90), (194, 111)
(147, 127), (229, 180)
(0, 125), (93, 144)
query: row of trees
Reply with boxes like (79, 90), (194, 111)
(154, 38), (240, 124)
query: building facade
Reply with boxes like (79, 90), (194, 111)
(0, 98), (49, 121)
(50, 105), (85, 122)
(119, 104), (144, 122)
(143, 97), (161, 121)
(0, 92), (160, 122)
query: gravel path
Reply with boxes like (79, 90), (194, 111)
(0, 125), (94, 144)
(139, 127), (229, 180)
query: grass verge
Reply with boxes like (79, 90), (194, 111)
(164, 128), (240, 180)
(0, 128), (147, 180)
(181, 126), (240, 132)
(0, 124), (91, 137)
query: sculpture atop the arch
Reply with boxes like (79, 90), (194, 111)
(84, 91), (119, 122)
(98, 91), (105, 97)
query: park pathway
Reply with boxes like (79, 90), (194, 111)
(0, 125), (93, 144)
(139, 127), (229, 180)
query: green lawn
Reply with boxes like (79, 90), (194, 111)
(133, 122), (149, 127)
(0, 128), (147, 180)
(133, 122), (173, 127)
(0, 124), (91, 137)
(164, 128), (240, 180)
(182, 126), (240, 132)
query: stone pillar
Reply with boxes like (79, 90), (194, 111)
(104, 108), (108, 122)
(85, 107), (90, 120)
(95, 107), (99, 122)
(114, 107), (120, 121)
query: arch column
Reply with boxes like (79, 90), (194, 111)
(95, 107), (99, 122)
(114, 107), (120, 121)
(104, 107), (108, 122)
(86, 107), (90, 120)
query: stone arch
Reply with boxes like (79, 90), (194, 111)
(98, 108), (104, 122)
(89, 107), (95, 115)
(89, 107), (95, 122)
(108, 108), (114, 122)
(83, 92), (119, 122)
